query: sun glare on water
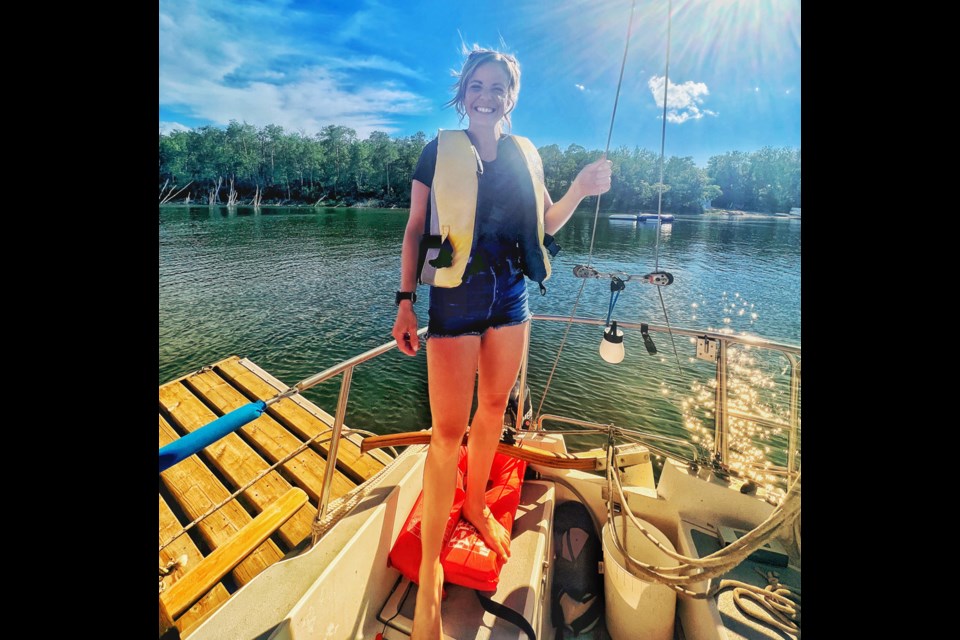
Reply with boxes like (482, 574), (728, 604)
(681, 290), (799, 501)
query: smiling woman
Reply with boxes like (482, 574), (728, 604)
(389, 46), (612, 639)
(158, 2), (801, 637)
(445, 49), (521, 129)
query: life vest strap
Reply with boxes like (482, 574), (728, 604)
(475, 590), (537, 640)
(416, 234), (447, 285)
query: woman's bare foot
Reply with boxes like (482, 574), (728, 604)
(462, 503), (511, 562)
(411, 560), (444, 640)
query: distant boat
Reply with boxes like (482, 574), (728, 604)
(638, 213), (674, 223)
(608, 213), (675, 223)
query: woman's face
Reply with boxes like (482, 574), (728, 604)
(464, 62), (512, 127)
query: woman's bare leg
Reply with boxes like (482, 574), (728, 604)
(411, 334), (481, 640)
(462, 321), (528, 561)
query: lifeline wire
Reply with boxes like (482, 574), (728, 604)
(536, 0), (638, 419)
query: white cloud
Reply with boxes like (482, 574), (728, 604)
(159, 0), (427, 138)
(332, 0), (396, 45)
(575, 83), (585, 91)
(162, 67), (429, 138)
(160, 121), (191, 135)
(327, 55), (422, 79)
(647, 76), (717, 124)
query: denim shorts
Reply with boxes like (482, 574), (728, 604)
(427, 261), (531, 339)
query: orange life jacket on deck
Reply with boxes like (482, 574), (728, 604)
(388, 446), (527, 592)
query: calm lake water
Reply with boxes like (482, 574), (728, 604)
(159, 205), (800, 461)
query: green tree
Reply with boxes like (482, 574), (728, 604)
(707, 151), (752, 210)
(159, 122), (796, 211)
(368, 131), (400, 197)
(319, 125), (357, 198)
(224, 120), (259, 195)
(662, 156), (712, 213)
(538, 144), (565, 197)
(392, 131), (428, 203)
(257, 124), (286, 188)
(349, 137), (373, 195)
(159, 130), (190, 183)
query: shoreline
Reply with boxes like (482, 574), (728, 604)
(158, 201), (402, 210)
(159, 203), (801, 218)
(701, 208), (801, 219)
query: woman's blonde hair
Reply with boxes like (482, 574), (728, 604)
(445, 48), (521, 128)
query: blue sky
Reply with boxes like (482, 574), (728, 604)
(159, 0), (800, 167)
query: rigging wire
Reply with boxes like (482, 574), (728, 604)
(653, 0), (684, 375)
(538, 0), (690, 416)
(653, 0), (671, 275)
(536, 0), (638, 420)
(658, 278), (684, 371)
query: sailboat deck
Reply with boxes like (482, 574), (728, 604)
(158, 356), (391, 637)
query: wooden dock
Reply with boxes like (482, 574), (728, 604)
(158, 356), (392, 638)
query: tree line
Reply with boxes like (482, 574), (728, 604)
(159, 121), (800, 213)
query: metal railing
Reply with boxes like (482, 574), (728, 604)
(304, 327), (429, 543)
(521, 315), (801, 484)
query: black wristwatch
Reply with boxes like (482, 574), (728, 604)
(395, 290), (417, 306)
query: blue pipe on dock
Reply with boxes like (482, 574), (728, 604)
(159, 401), (267, 473)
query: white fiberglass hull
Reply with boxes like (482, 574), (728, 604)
(187, 437), (798, 640)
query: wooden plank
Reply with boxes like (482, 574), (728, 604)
(159, 381), (315, 549)
(185, 368), (355, 504)
(215, 357), (385, 484)
(161, 488), (309, 621)
(159, 495), (231, 635)
(158, 415), (284, 584)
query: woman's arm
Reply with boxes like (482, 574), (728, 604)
(392, 179), (430, 356)
(543, 157), (613, 235)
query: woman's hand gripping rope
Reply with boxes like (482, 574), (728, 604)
(572, 157), (613, 199)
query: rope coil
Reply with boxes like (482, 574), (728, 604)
(720, 579), (800, 635)
(605, 441), (800, 595)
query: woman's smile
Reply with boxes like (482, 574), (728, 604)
(466, 62), (511, 124)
